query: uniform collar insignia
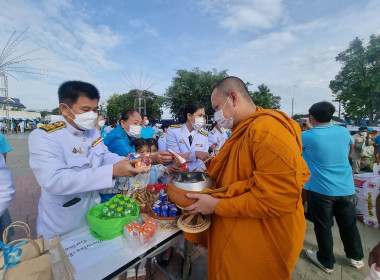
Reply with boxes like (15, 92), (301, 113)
(40, 121), (66, 133)
(198, 129), (208, 137)
(195, 144), (203, 147)
(72, 148), (78, 153)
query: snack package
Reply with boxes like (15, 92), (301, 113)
(123, 214), (160, 250)
(130, 153), (151, 172)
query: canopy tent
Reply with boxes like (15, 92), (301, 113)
(1, 117), (6, 120)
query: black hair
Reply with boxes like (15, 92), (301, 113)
(105, 121), (109, 126)
(211, 121), (217, 131)
(58, 81), (100, 107)
(121, 109), (141, 121)
(359, 126), (368, 131)
(177, 102), (204, 123)
(161, 121), (171, 131)
(145, 138), (158, 149)
(308, 101), (335, 123)
(213, 76), (250, 100)
(131, 138), (148, 152)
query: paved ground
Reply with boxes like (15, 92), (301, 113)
(3, 132), (380, 279)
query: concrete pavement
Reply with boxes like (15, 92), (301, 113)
(3, 132), (379, 279)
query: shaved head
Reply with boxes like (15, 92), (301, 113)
(213, 76), (252, 102)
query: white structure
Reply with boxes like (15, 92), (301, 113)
(0, 108), (41, 120)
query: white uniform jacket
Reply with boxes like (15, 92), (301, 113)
(158, 133), (167, 152)
(166, 124), (209, 172)
(208, 128), (228, 154)
(0, 154), (15, 217)
(28, 117), (124, 238)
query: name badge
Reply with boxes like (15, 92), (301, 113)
(195, 144), (203, 147)
(179, 139), (185, 144)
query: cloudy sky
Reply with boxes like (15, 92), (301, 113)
(1, 0), (380, 118)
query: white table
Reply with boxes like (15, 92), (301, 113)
(60, 226), (183, 280)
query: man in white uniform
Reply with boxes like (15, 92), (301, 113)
(29, 81), (172, 238)
(208, 122), (228, 155)
(0, 154), (15, 242)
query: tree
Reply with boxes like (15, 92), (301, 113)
(51, 107), (61, 115)
(249, 84), (281, 109)
(106, 89), (164, 122)
(330, 35), (380, 126)
(164, 68), (228, 118)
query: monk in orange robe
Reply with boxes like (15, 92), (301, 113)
(184, 76), (310, 279)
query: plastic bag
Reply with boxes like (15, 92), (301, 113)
(86, 201), (139, 240)
(365, 263), (380, 280)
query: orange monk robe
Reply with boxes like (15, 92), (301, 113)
(186, 107), (310, 280)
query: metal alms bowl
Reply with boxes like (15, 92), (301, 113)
(171, 172), (214, 191)
(168, 172), (215, 208)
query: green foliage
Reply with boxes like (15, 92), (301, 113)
(10, 107), (21, 111)
(249, 84), (281, 109)
(51, 107), (61, 115)
(106, 89), (164, 123)
(330, 34), (380, 125)
(164, 68), (228, 118)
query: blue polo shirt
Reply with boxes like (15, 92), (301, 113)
(302, 124), (354, 196)
(372, 136), (380, 145)
(140, 126), (155, 139)
(103, 124), (135, 156)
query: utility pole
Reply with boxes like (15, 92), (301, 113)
(292, 85), (296, 118)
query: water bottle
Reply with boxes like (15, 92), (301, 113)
(108, 204), (116, 218)
(113, 198), (120, 204)
(115, 207), (123, 218)
(115, 194), (123, 199)
(101, 205), (110, 219)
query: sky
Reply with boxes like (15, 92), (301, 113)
(0, 0), (380, 118)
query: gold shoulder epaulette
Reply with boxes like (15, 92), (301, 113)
(211, 130), (216, 135)
(40, 121), (66, 133)
(170, 124), (182, 128)
(198, 129), (208, 137)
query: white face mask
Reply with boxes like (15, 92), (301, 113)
(360, 132), (367, 137)
(191, 116), (204, 131)
(98, 120), (105, 127)
(214, 97), (236, 129)
(66, 105), (98, 130)
(145, 120), (149, 125)
(126, 124), (142, 138)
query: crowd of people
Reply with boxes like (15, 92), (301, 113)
(0, 77), (379, 279)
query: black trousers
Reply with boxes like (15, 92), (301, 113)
(308, 191), (364, 269)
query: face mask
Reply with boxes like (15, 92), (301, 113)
(360, 132), (367, 137)
(214, 97), (236, 129)
(191, 116), (204, 130)
(98, 120), (105, 127)
(126, 124), (142, 138)
(66, 105), (98, 130)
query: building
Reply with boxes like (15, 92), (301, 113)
(0, 97), (41, 120)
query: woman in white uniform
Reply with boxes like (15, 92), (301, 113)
(166, 102), (212, 172)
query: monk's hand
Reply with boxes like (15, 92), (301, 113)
(369, 242), (380, 271)
(151, 151), (173, 165)
(195, 151), (212, 162)
(184, 193), (220, 215)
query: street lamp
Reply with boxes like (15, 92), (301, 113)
(291, 85), (296, 118)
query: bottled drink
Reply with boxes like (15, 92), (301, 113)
(101, 205), (110, 219)
(118, 200), (126, 207)
(113, 198), (120, 204)
(104, 201), (111, 207)
(115, 207), (123, 218)
(108, 204), (116, 218)
(115, 194), (123, 199)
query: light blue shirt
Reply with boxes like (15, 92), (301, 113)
(0, 134), (11, 154)
(166, 124), (209, 172)
(29, 117), (124, 238)
(104, 124), (136, 156)
(302, 124), (355, 196)
(140, 126), (155, 139)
